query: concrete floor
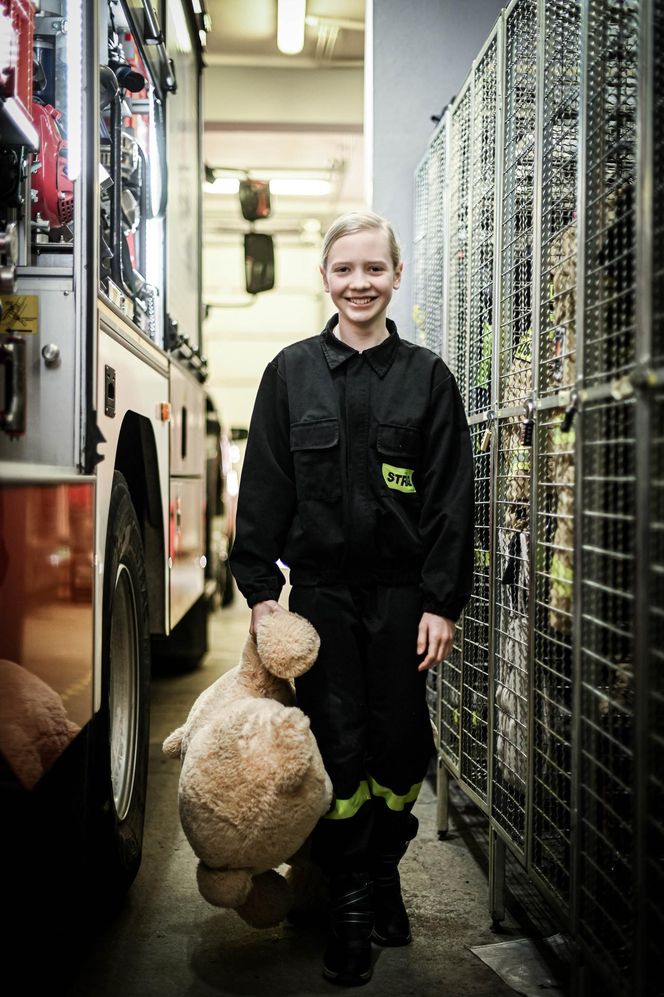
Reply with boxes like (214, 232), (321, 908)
(64, 595), (527, 997)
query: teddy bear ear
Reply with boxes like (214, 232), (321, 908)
(270, 707), (315, 792)
(256, 611), (320, 679)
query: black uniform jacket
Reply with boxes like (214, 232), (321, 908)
(229, 315), (475, 621)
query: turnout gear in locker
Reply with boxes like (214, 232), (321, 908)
(230, 315), (475, 618)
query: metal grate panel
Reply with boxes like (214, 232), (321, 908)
(426, 663), (442, 756)
(646, 394), (664, 996)
(646, 7), (664, 990)
(492, 412), (530, 849)
(468, 34), (499, 418)
(655, 0), (664, 367)
(440, 618), (463, 773)
(538, 0), (581, 397)
(413, 156), (429, 346)
(499, 0), (537, 408)
(458, 420), (492, 800)
(424, 124), (448, 358)
(446, 85), (472, 406)
(577, 396), (636, 989)
(582, 0), (639, 385)
(532, 408), (574, 908)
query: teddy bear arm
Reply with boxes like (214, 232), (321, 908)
(196, 864), (254, 908)
(236, 869), (293, 928)
(162, 726), (184, 758)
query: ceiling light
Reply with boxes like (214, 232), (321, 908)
(205, 178), (240, 195)
(270, 178), (330, 196)
(277, 0), (306, 55)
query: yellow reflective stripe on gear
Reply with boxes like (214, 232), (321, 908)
(382, 463), (416, 493)
(324, 780), (372, 820)
(367, 775), (422, 812)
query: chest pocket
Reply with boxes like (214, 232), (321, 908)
(290, 418), (341, 502)
(376, 424), (422, 495)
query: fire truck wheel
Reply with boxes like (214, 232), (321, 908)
(94, 471), (151, 903)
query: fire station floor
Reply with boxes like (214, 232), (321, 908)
(63, 593), (550, 997)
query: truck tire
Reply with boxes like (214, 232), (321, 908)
(92, 471), (151, 906)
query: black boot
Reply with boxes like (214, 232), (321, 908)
(322, 872), (373, 987)
(370, 839), (412, 947)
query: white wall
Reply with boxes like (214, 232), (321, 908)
(370, 0), (506, 340)
(202, 63), (365, 432)
(203, 240), (331, 430)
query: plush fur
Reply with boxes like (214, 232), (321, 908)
(0, 659), (80, 790)
(163, 611), (332, 928)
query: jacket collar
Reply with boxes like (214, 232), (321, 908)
(320, 314), (399, 379)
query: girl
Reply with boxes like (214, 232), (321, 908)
(230, 211), (474, 987)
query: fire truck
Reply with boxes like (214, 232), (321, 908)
(0, 0), (211, 906)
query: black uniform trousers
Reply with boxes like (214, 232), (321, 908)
(289, 583), (436, 874)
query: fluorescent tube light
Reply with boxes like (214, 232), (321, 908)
(277, 0), (306, 55)
(204, 176), (329, 197)
(270, 178), (330, 196)
(205, 178), (241, 195)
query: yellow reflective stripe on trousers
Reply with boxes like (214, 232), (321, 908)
(368, 775), (422, 812)
(324, 780), (372, 820)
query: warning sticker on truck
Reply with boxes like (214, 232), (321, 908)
(0, 295), (39, 334)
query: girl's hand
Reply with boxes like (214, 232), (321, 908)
(250, 599), (284, 639)
(417, 613), (455, 671)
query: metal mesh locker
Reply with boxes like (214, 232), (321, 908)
(645, 396), (664, 997)
(457, 422), (492, 797)
(498, 0), (537, 408)
(654, 0), (664, 368)
(424, 123), (448, 358)
(440, 618), (463, 773)
(577, 397), (637, 989)
(493, 413), (530, 848)
(411, 2), (659, 985)
(468, 32), (500, 418)
(538, 1), (581, 396)
(447, 85), (472, 406)
(490, 0), (537, 852)
(530, 0), (581, 913)
(413, 154), (430, 346)
(647, 396), (664, 996)
(645, 5), (664, 991)
(574, 3), (642, 989)
(532, 410), (574, 905)
(582, 0), (639, 385)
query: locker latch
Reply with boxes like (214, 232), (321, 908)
(561, 390), (579, 433)
(521, 400), (534, 446)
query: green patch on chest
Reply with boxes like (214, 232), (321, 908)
(382, 463), (416, 493)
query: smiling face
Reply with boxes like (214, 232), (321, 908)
(321, 228), (403, 340)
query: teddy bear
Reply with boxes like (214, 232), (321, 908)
(162, 609), (333, 929)
(0, 658), (80, 790)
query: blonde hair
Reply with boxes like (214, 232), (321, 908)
(321, 211), (402, 271)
